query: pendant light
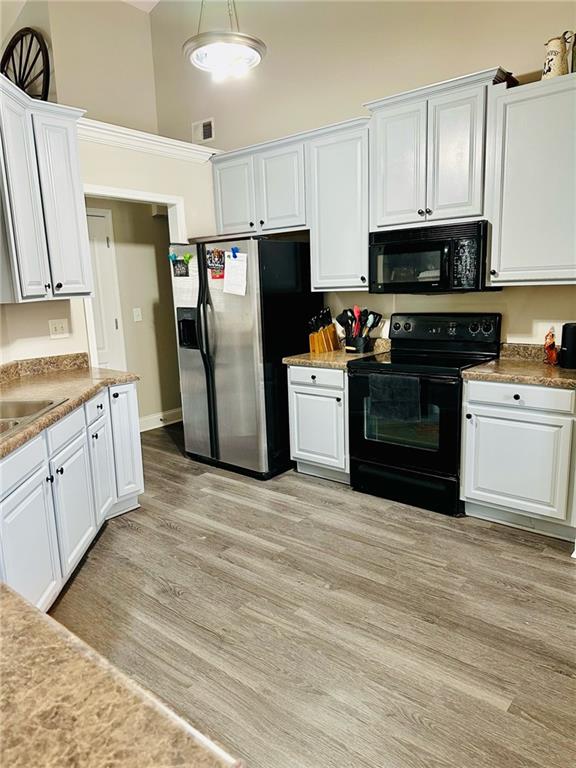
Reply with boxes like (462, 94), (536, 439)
(183, 0), (266, 82)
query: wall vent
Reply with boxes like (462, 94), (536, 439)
(192, 118), (215, 143)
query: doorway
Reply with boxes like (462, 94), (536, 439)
(84, 197), (181, 432)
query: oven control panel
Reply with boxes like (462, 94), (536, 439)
(389, 313), (501, 343)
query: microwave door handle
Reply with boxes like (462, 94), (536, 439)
(442, 243), (452, 287)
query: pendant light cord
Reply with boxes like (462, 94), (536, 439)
(197, 0), (241, 34)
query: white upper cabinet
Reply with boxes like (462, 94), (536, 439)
(0, 74), (92, 302)
(33, 111), (93, 295)
(213, 155), (256, 234)
(426, 86), (485, 220)
(0, 83), (51, 299)
(306, 121), (369, 291)
(254, 143), (306, 231)
(486, 74), (576, 284)
(366, 68), (513, 229)
(371, 101), (427, 227)
(213, 140), (306, 235)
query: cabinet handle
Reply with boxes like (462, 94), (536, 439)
(311, 374), (316, 381)
(513, 394), (521, 401)
(336, 397), (342, 403)
(425, 208), (432, 215)
(249, 221), (255, 228)
(92, 433), (99, 440)
(96, 403), (103, 410)
(417, 209), (425, 216)
(360, 275), (366, 283)
(112, 392), (119, 398)
(55, 282), (63, 290)
(465, 414), (473, 420)
(490, 269), (497, 277)
(259, 219), (264, 226)
(44, 283), (51, 291)
(46, 475), (54, 483)
(56, 467), (64, 475)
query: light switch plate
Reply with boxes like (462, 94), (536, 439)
(133, 307), (142, 322)
(49, 318), (69, 338)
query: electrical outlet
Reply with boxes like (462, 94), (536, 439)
(49, 318), (69, 338)
(133, 307), (142, 322)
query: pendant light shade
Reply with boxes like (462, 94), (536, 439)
(183, 1), (266, 82)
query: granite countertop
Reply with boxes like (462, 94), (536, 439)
(463, 358), (576, 389)
(0, 584), (241, 768)
(283, 339), (390, 371)
(0, 354), (138, 459)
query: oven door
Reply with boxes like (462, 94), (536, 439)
(348, 370), (461, 476)
(369, 239), (451, 293)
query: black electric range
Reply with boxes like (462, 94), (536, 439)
(348, 313), (501, 516)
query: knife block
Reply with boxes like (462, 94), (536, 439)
(309, 324), (340, 353)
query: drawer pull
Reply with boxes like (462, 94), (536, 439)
(311, 375), (316, 381)
(513, 394), (521, 401)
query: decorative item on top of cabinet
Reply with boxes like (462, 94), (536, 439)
(0, 74), (93, 303)
(0, 28), (50, 100)
(542, 31), (573, 79)
(365, 67), (515, 231)
(486, 73), (576, 284)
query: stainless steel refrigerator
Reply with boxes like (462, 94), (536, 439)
(170, 237), (322, 479)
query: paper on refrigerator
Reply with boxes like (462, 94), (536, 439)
(223, 251), (247, 296)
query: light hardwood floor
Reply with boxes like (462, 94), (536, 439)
(51, 425), (576, 768)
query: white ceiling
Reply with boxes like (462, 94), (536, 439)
(121, 0), (161, 13)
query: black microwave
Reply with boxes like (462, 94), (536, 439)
(369, 221), (489, 294)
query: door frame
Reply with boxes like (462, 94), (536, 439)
(82, 184), (187, 368)
(86, 207), (128, 371)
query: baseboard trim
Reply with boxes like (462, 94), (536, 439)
(296, 461), (350, 485)
(465, 501), (576, 542)
(139, 408), (182, 432)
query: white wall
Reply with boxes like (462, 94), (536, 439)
(150, 1), (576, 150)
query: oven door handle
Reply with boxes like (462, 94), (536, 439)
(441, 242), (452, 287)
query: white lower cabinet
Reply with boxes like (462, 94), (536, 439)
(0, 466), (61, 610)
(88, 413), (117, 524)
(462, 381), (576, 537)
(288, 366), (349, 481)
(109, 384), (144, 499)
(0, 382), (144, 609)
(50, 432), (97, 577)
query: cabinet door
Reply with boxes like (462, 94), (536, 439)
(109, 383), (144, 499)
(371, 101), (427, 227)
(289, 385), (346, 470)
(0, 89), (50, 298)
(88, 413), (117, 525)
(0, 466), (61, 610)
(463, 405), (572, 520)
(33, 112), (93, 295)
(51, 432), (97, 577)
(213, 156), (256, 235)
(254, 143), (306, 231)
(487, 75), (576, 283)
(426, 86), (485, 220)
(307, 125), (368, 290)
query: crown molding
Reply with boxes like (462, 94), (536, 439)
(77, 118), (218, 164)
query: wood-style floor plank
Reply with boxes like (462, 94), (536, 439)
(51, 424), (576, 768)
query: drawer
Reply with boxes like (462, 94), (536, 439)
(289, 366), (344, 389)
(85, 390), (109, 425)
(465, 380), (575, 414)
(46, 407), (86, 456)
(0, 435), (48, 502)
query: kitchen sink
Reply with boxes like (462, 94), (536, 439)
(0, 398), (68, 440)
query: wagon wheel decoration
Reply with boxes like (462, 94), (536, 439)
(1, 27), (50, 100)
